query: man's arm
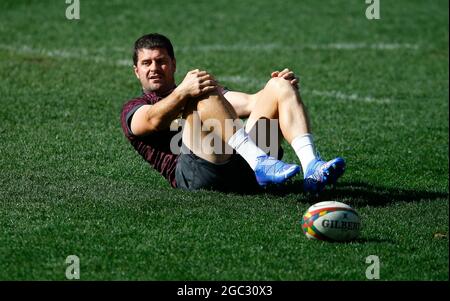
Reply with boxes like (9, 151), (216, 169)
(130, 91), (186, 136)
(130, 69), (217, 136)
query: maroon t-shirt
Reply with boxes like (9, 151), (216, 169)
(120, 91), (180, 188)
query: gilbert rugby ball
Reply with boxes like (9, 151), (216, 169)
(302, 201), (361, 242)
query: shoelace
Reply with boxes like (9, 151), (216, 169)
(258, 157), (292, 175)
(307, 159), (327, 182)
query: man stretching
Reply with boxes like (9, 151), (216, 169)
(120, 33), (345, 193)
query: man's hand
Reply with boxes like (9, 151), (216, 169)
(271, 68), (300, 90)
(176, 69), (218, 99)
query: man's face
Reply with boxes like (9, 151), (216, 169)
(134, 47), (176, 95)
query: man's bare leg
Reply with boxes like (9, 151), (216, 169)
(245, 77), (310, 144)
(181, 90), (300, 186)
(181, 91), (237, 164)
(242, 77), (316, 171)
(242, 77), (345, 193)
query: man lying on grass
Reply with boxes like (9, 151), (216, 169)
(120, 33), (345, 193)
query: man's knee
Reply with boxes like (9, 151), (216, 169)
(265, 77), (296, 97)
(194, 91), (221, 112)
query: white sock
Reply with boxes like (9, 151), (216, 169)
(291, 134), (318, 174)
(227, 128), (267, 170)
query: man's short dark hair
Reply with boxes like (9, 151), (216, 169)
(133, 33), (175, 65)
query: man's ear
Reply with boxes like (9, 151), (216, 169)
(173, 58), (176, 72)
(133, 65), (139, 79)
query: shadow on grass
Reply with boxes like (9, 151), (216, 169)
(263, 180), (449, 207)
(353, 237), (396, 244)
(309, 237), (396, 244)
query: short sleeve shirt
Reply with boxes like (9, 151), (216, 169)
(120, 91), (180, 187)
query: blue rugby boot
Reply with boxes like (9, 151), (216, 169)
(254, 155), (301, 187)
(303, 157), (346, 194)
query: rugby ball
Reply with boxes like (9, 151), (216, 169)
(301, 201), (361, 242)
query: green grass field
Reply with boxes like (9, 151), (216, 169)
(0, 0), (448, 280)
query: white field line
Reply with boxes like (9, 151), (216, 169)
(304, 42), (419, 50)
(0, 44), (132, 67)
(0, 42), (420, 64)
(1, 43), (393, 104)
(220, 76), (392, 104)
(310, 90), (392, 104)
(98, 42), (420, 53)
(219, 75), (265, 87)
(178, 42), (420, 52)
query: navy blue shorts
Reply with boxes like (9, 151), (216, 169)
(175, 151), (261, 193)
(174, 146), (284, 193)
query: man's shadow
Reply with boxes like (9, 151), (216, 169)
(263, 180), (449, 207)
